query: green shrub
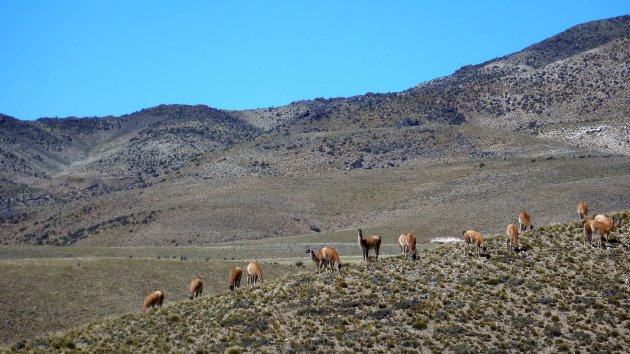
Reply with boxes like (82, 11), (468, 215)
(544, 324), (562, 337)
(412, 319), (428, 330)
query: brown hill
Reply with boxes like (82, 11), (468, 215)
(0, 15), (629, 246)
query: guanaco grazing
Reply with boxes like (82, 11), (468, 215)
(228, 266), (242, 291)
(518, 210), (534, 233)
(506, 224), (519, 253)
(188, 277), (203, 300)
(143, 291), (164, 311)
(398, 233), (417, 260)
(406, 233), (417, 260)
(320, 246), (342, 272)
(583, 215), (622, 248)
(463, 230), (487, 257)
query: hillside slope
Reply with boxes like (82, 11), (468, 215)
(2, 15), (628, 188)
(7, 215), (629, 352)
(240, 15), (629, 141)
(1, 15), (629, 246)
(3, 154), (629, 246)
(0, 105), (262, 204)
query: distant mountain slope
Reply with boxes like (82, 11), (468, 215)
(64, 105), (262, 182)
(2, 15), (627, 187)
(408, 15), (630, 135)
(0, 105), (262, 205)
(446, 36), (628, 128)
(1, 15), (629, 245)
(236, 16), (629, 134)
(489, 14), (630, 70)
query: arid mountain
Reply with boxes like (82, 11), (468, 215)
(0, 105), (261, 205)
(231, 16), (629, 158)
(0, 15), (628, 246)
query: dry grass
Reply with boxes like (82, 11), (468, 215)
(0, 232), (439, 346)
(4, 213), (628, 352)
(0, 256), (295, 346)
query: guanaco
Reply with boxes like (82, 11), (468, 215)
(506, 224), (519, 253)
(357, 228), (382, 262)
(463, 230), (487, 257)
(577, 201), (588, 222)
(518, 210), (534, 233)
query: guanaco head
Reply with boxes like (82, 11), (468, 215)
(306, 249), (321, 261)
(529, 224), (534, 230)
(357, 228), (363, 237)
(411, 250), (417, 260)
(480, 242), (487, 253)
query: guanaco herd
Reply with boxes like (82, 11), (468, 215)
(143, 201), (624, 311)
(142, 262), (262, 311)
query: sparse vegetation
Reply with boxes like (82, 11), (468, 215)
(2, 215), (628, 352)
(0, 14), (629, 353)
(1, 16), (629, 247)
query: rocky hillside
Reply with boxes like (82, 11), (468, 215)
(409, 15), (630, 151)
(1, 15), (627, 190)
(0, 15), (629, 246)
(239, 16), (629, 141)
(0, 105), (262, 207)
(7, 215), (629, 353)
(65, 105), (262, 182)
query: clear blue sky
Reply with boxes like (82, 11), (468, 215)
(1, 1), (628, 120)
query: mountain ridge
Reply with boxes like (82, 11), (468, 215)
(1, 15), (629, 246)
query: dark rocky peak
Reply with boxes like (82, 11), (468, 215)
(35, 116), (122, 135)
(0, 114), (19, 125)
(135, 104), (223, 119)
(418, 15), (630, 88)
(127, 104), (260, 133)
(495, 14), (630, 69)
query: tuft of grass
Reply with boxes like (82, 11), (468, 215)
(412, 319), (428, 330)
